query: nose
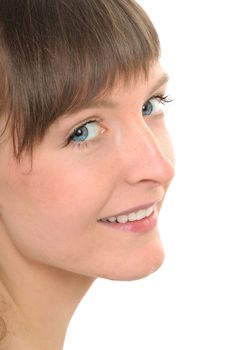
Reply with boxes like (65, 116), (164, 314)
(118, 121), (175, 187)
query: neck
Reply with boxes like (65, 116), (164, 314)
(0, 223), (95, 350)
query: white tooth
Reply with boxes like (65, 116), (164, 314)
(105, 206), (154, 223)
(146, 206), (153, 217)
(108, 216), (117, 223)
(136, 209), (146, 220)
(128, 212), (137, 222)
(116, 215), (128, 223)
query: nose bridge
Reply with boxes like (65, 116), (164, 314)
(118, 121), (175, 185)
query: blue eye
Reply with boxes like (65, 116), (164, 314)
(142, 95), (172, 117)
(69, 120), (102, 144)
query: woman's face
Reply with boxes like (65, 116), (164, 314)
(0, 61), (175, 281)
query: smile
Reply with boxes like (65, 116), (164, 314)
(100, 205), (154, 224)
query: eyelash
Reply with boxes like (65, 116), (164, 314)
(66, 94), (173, 150)
(152, 94), (173, 106)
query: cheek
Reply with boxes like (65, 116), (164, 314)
(0, 155), (114, 266)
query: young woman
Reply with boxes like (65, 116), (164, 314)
(0, 0), (175, 349)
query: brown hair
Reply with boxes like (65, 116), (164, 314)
(0, 0), (160, 158)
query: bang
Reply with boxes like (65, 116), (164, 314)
(0, 0), (160, 157)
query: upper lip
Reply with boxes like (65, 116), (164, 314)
(99, 200), (162, 221)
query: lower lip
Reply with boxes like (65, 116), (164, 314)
(99, 211), (158, 234)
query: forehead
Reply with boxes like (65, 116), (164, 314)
(63, 61), (167, 117)
(96, 60), (165, 96)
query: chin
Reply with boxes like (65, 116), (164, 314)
(113, 254), (164, 282)
(100, 240), (165, 282)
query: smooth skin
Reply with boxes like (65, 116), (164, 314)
(0, 60), (175, 350)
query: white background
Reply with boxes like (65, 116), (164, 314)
(64, 1), (232, 349)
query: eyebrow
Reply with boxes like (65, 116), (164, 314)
(84, 73), (169, 110)
(146, 73), (169, 98)
(62, 73), (170, 121)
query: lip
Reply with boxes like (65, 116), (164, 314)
(99, 209), (158, 234)
(99, 201), (160, 221)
